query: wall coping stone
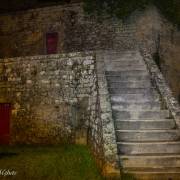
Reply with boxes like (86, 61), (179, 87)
(0, 51), (94, 63)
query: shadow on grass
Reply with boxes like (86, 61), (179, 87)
(0, 152), (18, 159)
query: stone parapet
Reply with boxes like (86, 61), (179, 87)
(140, 47), (180, 129)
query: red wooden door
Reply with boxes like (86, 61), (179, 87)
(46, 32), (58, 54)
(0, 103), (11, 144)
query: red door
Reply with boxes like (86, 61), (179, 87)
(46, 32), (58, 54)
(0, 103), (11, 144)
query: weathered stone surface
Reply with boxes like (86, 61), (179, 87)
(0, 50), (120, 177)
(0, 3), (136, 59)
(0, 52), (96, 144)
(0, 3), (179, 179)
(134, 6), (180, 101)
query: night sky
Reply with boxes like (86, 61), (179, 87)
(0, 0), (80, 13)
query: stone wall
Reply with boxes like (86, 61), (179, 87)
(0, 52), (96, 144)
(134, 6), (180, 102)
(0, 51), (120, 176)
(0, 3), (136, 58)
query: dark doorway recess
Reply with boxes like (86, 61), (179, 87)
(46, 32), (58, 54)
(0, 103), (11, 144)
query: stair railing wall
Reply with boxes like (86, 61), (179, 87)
(94, 51), (120, 177)
(139, 46), (180, 129)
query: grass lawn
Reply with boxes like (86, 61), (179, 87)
(0, 145), (104, 180)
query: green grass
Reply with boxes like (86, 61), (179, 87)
(0, 145), (104, 180)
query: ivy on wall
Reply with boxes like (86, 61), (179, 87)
(83, 0), (180, 26)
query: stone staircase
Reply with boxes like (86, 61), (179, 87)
(104, 50), (180, 179)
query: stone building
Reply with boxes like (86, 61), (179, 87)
(0, 2), (180, 179)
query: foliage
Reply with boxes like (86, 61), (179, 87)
(84, 0), (149, 18)
(154, 0), (180, 26)
(83, 0), (180, 26)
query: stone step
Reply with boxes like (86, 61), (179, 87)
(116, 34), (135, 38)
(105, 70), (148, 77)
(116, 130), (180, 142)
(105, 51), (141, 56)
(104, 60), (143, 66)
(109, 93), (158, 101)
(117, 142), (180, 155)
(106, 65), (146, 71)
(103, 50), (139, 56)
(108, 81), (151, 88)
(111, 102), (161, 110)
(120, 155), (180, 168)
(115, 119), (176, 130)
(122, 171), (180, 180)
(123, 171), (180, 180)
(106, 75), (150, 82)
(104, 51), (133, 60)
(106, 62), (145, 68)
(124, 167), (180, 173)
(111, 98), (159, 104)
(113, 46), (137, 51)
(105, 56), (143, 62)
(104, 54), (141, 60)
(115, 34), (137, 37)
(113, 110), (170, 120)
(108, 88), (157, 95)
(116, 29), (136, 33)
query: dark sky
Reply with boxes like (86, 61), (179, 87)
(0, 0), (80, 13)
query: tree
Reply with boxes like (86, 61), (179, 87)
(154, 0), (180, 26)
(83, 0), (180, 26)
